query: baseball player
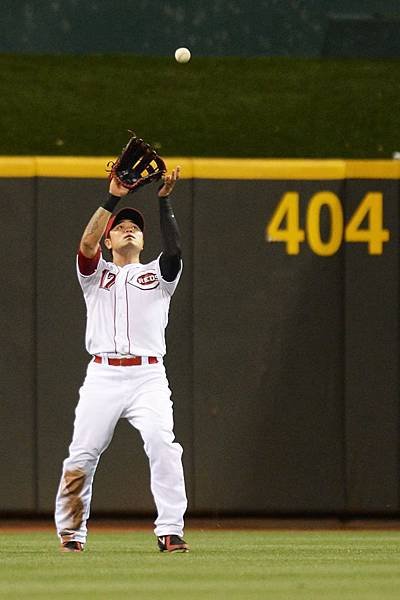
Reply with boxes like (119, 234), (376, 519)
(54, 166), (189, 553)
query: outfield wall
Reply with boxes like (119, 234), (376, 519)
(0, 158), (399, 516)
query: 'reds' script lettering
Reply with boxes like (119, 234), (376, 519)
(138, 273), (157, 285)
(129, 271), (160, 290)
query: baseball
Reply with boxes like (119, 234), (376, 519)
(175, 47), (191, 63)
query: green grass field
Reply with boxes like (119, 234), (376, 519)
(1, 530), (400, 599)
(0, 54), (399, 158)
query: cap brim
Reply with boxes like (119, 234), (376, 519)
(105, 207), (145, 239)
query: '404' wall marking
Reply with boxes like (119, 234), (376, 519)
(265, 191), (389, 255)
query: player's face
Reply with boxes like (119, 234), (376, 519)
(107, 219), (144, 253)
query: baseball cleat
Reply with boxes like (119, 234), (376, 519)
(61, 540), (84, 553)
(157, 535), (189, 553)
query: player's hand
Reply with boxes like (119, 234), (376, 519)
(109, 177), (130, 197)
(158, 166), (180, 198)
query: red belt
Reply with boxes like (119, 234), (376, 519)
(94, 355), (158, 366)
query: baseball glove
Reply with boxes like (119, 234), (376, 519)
(108, 132), (166, 193)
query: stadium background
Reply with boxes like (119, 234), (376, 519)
(1, 0), (399, 519)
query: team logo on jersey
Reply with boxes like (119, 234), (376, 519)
(128, 270), (160, 290)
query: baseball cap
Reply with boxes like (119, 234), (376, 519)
(104, 207), (145, 239)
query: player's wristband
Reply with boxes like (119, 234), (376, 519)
(102, 194), (121, 213)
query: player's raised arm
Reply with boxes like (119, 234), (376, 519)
(158, 166), (182, 282)
(79, 178), (128, 258)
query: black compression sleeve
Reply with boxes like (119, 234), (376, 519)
(159, 196), (182, 282)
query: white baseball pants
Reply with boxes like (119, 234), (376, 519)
(55, 359), (187, 543)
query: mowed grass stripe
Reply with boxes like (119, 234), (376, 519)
(0, 531), (400, 599)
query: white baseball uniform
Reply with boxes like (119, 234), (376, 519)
(54, 249), (187, 543)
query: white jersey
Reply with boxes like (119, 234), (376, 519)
(77, 252), (182, 357)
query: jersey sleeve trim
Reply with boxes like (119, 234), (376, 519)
(155, 253), (183, 293)
(77, 247), (101, 276)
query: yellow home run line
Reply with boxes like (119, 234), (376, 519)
(0, 157), (399, 179)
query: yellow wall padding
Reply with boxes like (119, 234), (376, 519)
(0, 157), (400, 180)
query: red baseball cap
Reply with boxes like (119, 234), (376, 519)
(104, 207), (145, 239)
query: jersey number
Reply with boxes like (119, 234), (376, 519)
(99, 269), (116, 290)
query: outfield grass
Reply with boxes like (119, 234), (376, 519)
(0, 530), (400, 599)
(0, 55), (399, 158)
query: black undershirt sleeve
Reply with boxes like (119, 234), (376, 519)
(159, 196), (182, 282)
